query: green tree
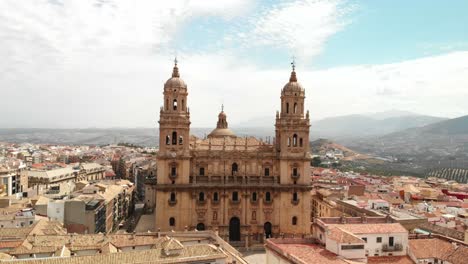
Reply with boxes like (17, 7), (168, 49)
(311, 157), (321, 167)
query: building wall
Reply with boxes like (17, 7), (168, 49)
(64, 200), (87, 233)
(354, 233), (407, 257)
(47, 200), (65, 222)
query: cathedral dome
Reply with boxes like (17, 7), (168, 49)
(164, 62), (187, 89)
(208, 127), (236, 138)
(208, 107), (236, 138)
(282, 70), (304, 92)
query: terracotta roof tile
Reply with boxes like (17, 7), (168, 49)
(409, 238), (455, 260)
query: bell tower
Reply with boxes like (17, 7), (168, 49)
(275, 62), (311, 184)
(157, 59), (191, 185)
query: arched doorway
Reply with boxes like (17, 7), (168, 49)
(264, 222), (272, 238)
(229, 217), (241, 241)
(196, 223), (205, 231)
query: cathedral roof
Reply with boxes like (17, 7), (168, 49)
(208, 107), (236, 138)
(190, 136), (274, 152)
(208, 128), (236, 138)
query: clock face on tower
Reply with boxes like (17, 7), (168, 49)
(171, 152), (177, 158)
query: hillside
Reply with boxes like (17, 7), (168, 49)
(311, 138), (371, 161)
(312, 114), (447, 139)
(345, 115), (468, 170)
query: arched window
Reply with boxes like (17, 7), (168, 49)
(199, 192), (205, 201)
(293, 134), (298, 147)
(292, 216), (297, 225)
(293, 192), (298, 201)
(171, 167), (177, 177)
(232, 191), (239, 201)
(213, 192), (219, 202)
(166, 135), (170, 145)
(231, 163), (238, 176)
(299, 138), (303, 147)
(293, 167), (298, 176)
(252, 192), (257, 201)
(265, 192), (271, 202)
(286, 102), (289, 114)
(169, 217), (175, 226)
(166, 99), (169, 111)
(172, 131), (177, 145)
(294, 103), (298, 114)
(287, 137), (291, 147)
(170, 192), (176, 202)
(199, 167), (205, 176)
(173, 99), (178, 110)
(179, 136), (183, 145)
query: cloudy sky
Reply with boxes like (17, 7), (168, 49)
(1, 0), (467, 128)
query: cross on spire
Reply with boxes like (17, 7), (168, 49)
(291, 56), (296, 72)
(174, 56), (178, 66)
(289, 56), (297, 82)
(221, 104), (224, 112)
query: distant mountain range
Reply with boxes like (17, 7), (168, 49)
(312, 113), (447, 140)
(344, 115), (468, 169)
(1, 111), (466, 160)
(235, 110), (448, 140)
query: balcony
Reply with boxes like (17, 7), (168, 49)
(168, 199), (177, 206)
(230, 199), (241, 205)
(291, 173), (300, 180)
(188, 175), (280, 186)
(197, 199), (207, 206)
(382, 243), (403, 252)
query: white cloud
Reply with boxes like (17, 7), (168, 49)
(243, 0), (351, 58)
(0, 0), (467, 129)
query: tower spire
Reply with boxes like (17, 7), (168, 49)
(289, 57), (297, 82)
(172, 57), (180, 78)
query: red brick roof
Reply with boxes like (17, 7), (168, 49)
(409, 238), (456, 261)
(328, 223), (407, 234)
(267, 241), (347, 264)
(328, 227), (364, 244)
(368, 256), (414, 264)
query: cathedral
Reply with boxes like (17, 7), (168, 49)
(154, 60), (312, 247)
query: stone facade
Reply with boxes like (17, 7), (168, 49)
(154, 61), (312, 246)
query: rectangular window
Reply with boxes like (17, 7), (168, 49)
(341, 245), (365, 250)
(264, 168), (270, 176)
(171, 167), (176, 176)
(389, 237), (394, 247)
(199, 167), (205, 176)
(232, 191), (239, 201)
(376, 237), (382, 243)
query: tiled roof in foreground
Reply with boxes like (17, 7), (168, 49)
(0, 244), (226, 264)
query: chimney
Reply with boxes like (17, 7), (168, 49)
(361, 213), (367, 223)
